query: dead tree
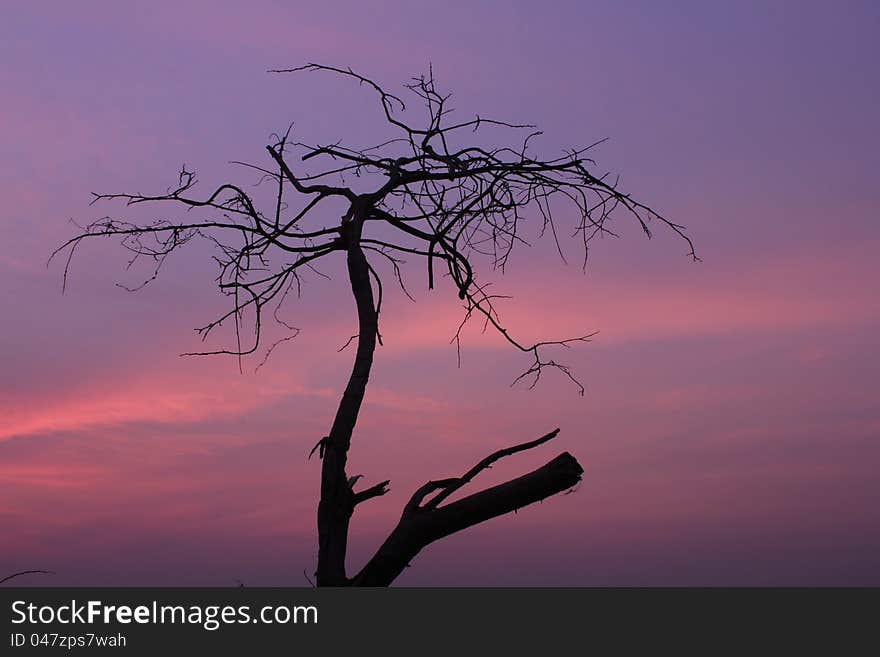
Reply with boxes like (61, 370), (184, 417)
(53, 64), (696, 586)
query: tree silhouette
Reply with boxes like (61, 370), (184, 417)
(53, 64), (696, 586)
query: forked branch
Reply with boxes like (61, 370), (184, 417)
(351, 429), (582, 586)
(422, 428), (562, 509)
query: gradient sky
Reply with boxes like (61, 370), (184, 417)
(2, 1), (878, 585)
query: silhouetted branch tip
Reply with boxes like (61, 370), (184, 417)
(423, 428), (562, 509)
(308, 437), (328, 460)
(1, 570), (56, 585)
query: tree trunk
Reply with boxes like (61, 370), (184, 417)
(315, 204), (376, 586)
(313, 203), (585, 587)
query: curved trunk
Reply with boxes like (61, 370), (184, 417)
(312, 203), (585, 588)
(315, 207), (377, 586)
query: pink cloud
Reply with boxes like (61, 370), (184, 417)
(372, 238), (879, 353)
(0, 362), (316, 443)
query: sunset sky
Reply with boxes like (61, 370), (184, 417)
(2, 1), (878, 585)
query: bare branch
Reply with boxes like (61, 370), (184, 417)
(0, 570), (56, 585)
(353, 480), (391, 506)
(422, 428), (561, 509)
(352, 450), (583, 586)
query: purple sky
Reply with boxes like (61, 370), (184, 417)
(2, 1), (879, 585)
